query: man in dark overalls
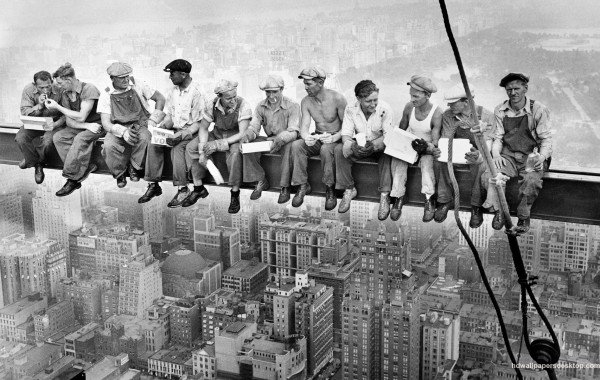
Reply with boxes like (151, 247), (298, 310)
(17, 70), (65, 184)
(433, 84), (495, 227)
(45, 63), (104, 196)
(480, 73), (552, 234)
(186, 79), (253, 213)
(97, 62), (166, 188)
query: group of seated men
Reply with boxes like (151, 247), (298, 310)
(17, 60), (551, 233)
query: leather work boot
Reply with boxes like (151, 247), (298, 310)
(378, 193), (391, 221)
(278, 187), (291, 204)
(168, 187), (190, 208)
(116, 174), (127, 188)
(325, 185), (337, 211)
(181, 185), (209, 207)
(423, 196), (436, 223)
(292, 183), (312, 208)
(469, 206), (484, 229)
(516, 218), (531, 234)
(55, 179), (81, 197)
(34, 164), (45, 184)
(491, 210), (505, 230)
(228, 190), (241, 214)
(434, 201), (454, 223)
(390, 196), (404, 221)
(129, 165), (141, 182)
(138, 183), (163, 203)
(250, 178), (269, 200)
(338, 188), (357, 214)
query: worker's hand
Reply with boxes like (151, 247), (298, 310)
(43, 121), (55, 132)
(304, 135), (317, 147)
(465, 147), (481, 164)
(123, 129), (140, 145)
(533, 155), (545, 171)
(493, 155), (507, 170)
(357, 141), (374, 158)
(411, 138), (429, 154)
(426, 143), (441, 159)
(468, 120), (487, 134)
(166, 132), (183, 147)
(37, 94), (48, 106)
(86, 123), (102, 134)
(269, 136), (285, 154)
(44, 98), (59, 110)
(342, 140), (354, 158)
(240, 129), (255, 144)
(319, 132), (334, 144)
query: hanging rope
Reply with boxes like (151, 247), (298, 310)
(437, 1), (560, 379)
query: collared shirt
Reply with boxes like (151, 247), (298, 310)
(441, 106), (495, 145)
(341, 100), (393, 141)
(492, 96), (552, 158)
(249, 96), (300, 137)
(96, 81), (156, 115)
(202, 96), (252, 124)
(20, 83), (63, 118)
(164, 80), (207, 130)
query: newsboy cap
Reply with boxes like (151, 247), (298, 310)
(499, 72), (529, 87)
(107, 62), (132, 77)
(444, 84), (474, 103)
(214, 79), (238, 95)
(407, 75), (437, 94)
(298, 66), (326, 80)
(259, 75), (285, 90)
(163, 59), (192, 74)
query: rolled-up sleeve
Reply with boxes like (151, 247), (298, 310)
(492, 105), (505, 153)
(20, 85), (40, 116)
(286, 102), (301, 133)
(341, 106), (355, 138)
(248, 106), (264, 137)
(238, 100), (253, 122)
(202, 97), (215, 123)
(188, 90), (205, 124)
(534, 105), (552, 159)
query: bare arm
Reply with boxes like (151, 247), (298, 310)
(299, 98), (312, 140)
(430, 108), (443, 146)
(47, 98), (96, 122)
(150, 90), (166, 111)
(224, 119), (249, 144)
(399, 103), (412, 131)
(330, 94), (347, 142)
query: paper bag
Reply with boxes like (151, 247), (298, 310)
(20, 115), (53, 131)
(437, 138), (472, 165)
(383, 128), (419, 164)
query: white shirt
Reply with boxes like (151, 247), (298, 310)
(341, 100), (393, 141)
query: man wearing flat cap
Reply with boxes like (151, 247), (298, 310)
(389, 75), (442, 222)
(138, 59), (208, 207)
(335, 79), (393, 218)
(478, 73), (551, 234)
(186, 78), (253, 213)
(290, 66), (347, 210)
(240, 74), (300, 203)
(97, 61), (166, 188)
(433, 84), (495, 227)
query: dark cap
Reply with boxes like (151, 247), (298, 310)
(499, 72), (529, 87)
(164, 59), (192, 74)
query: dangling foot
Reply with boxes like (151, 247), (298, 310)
(138, 183), (162, 203)
(423, 196), (436, 223)
(182, 185), (209, 207)
(167, 187), (190, 208)
(377, 193), (391, 221)
(250, 178), (269, 200)
(469, 206), (484, 229)
(390, 196), (404, 221)
(56, 179), (81, 197)
(228, 189), (241, 214)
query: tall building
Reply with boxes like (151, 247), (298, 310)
(0, 293), (47, 342)
(0, 194), (23, 237)
(33, 182), (82, 257)
(0, 165), (37, 234)
(222, 259), (269, 294)
(0, 234), (67, 306)
(294, 283), (334, 377)
(273, 283), (297, 340)
(194, 214), (241, 270)
(33, 299), (76, 342)
(118, 253), (163, 319)
(341, 295), (380, 380)
(172, 202), (213, 250)
(170, 298), (201, 347)
(420, 311), (460, 380)
(104, 188), (163, 243)
(259, 213), (347, 278)
(349, 200), (377, 241)
(458, 212), (493, 249)
(57, 277), (102, 325)
(401, 207), (443, 262)
(231, 203), (258, 245)
(69, 223), (150, 280)
(488, 231), (513, 271)
(82, 204), (118, 225)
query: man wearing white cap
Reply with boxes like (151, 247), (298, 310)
(290, 66), (347, 209)
(240, 74), (300, 203)
(138, 59), (208, 208)
(97, 61), (166, 188)
(389, 75), (442, 222)
(434, 84), (494, 227)
(186, 79), (253, 213)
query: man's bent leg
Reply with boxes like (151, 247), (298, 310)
(516, 165), (545, 220)
(130, 127), (151, 171)
(435, 160), (454, 204)
(102, 133), (129, 178)
(62, 129), (104, 181)
(171, 138), (192, 187)
(52, 127), (79, 164)
(390, 157), (409, 198)
(320, 142), (337, 187)
(145, 144), (165, 183)
(334, 143), (355, 190)
(227, 143), (243, 188)
(15, 127), (44, 168)
(278, 141), (294, 187)
(243, 136), (267, 184)
(290, 139), (321, 186)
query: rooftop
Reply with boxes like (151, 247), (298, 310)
(223, 259), (268, 279)
(0, 294), (46, 316)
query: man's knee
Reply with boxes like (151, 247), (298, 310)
(320, 143), (336, 161)
(138, 129), (152, 144)
(15, 129), (29, 145)
(522, 173), (543, 193)
(229, 144), (242, 160)
(53, 130), (68, 145)
(291, 139), (306, 155)
(333, 143), (345, 158)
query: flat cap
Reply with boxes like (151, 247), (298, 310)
(214, 79), (238, 94)
(107, 62), (132, 77)
(259, 75), (285, 90)
(407, 75), (437, 94)
(444, 84), (474, 103)
(499, 72), (529, 87)
(298, 66), (326, 80)
(163, 59), (192, 74)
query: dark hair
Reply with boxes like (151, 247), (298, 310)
(53, 62), (76, 79)
(354, 80), (378, 98)
(33, 71), (52, 84)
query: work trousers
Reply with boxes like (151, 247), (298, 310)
(102, 127), (151, 178)
(436, 160), (485, 206)
(186, 132), (243, 187)
(390, 155), (435, 198)
(145, 134), (194, 186)
(53, 126), (105, 181)
(15, 126), (62, 167)
(481, 149), (547, 219)
(290, 139), (338, 187)
(333, 145), (392, 193)
(242, 136), (294, 186)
